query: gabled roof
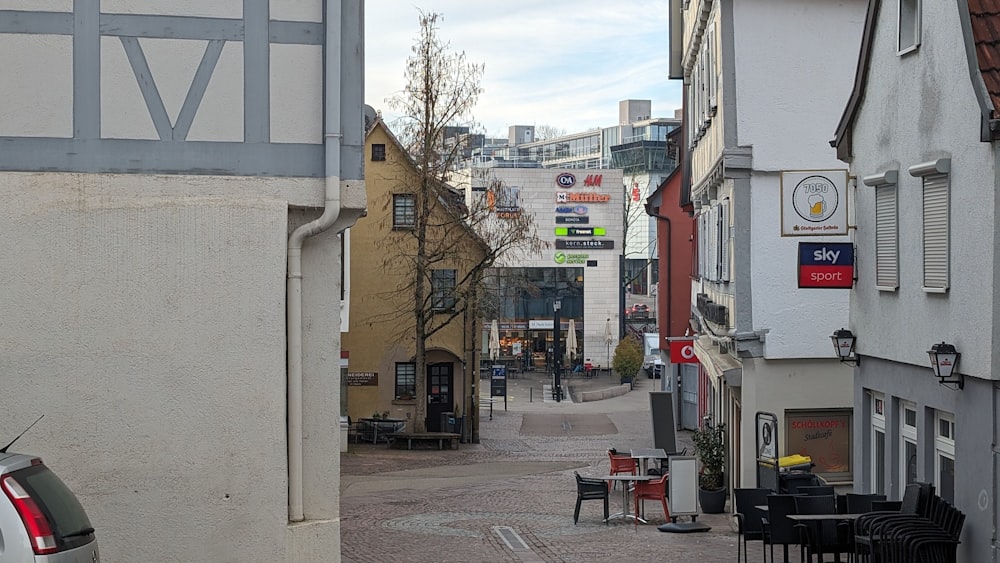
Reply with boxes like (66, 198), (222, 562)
(833, 0), (1000, 161)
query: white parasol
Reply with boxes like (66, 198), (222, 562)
(565, 318), (578, 361)
(489, 319), (501, 361)
(604, 317), (615, 368)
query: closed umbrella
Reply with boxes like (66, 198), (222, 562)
(604, 318), (615, 371)
(565, 319), (578, 362)
(489, 319), (501, 361)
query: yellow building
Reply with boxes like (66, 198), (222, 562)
(343, 117), (487, 440)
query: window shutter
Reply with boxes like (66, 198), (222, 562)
(922, 173), (949, 290)
(875, 185), (898, 289)
(720, 199), (730, 282)
(697, 213), (706, 278)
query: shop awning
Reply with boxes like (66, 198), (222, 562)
(694, 335), (743, 387)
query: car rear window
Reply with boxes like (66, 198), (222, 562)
(12, 464), (94, 549)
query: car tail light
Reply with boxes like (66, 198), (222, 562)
(2, 474), (58, 554)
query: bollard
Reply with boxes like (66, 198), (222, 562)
(530, 387), (533, 403)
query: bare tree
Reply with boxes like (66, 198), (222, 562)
(380, 11), (546, 432)
(533, 124), (567, 141)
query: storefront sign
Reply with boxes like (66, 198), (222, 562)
(669, 339), (697, 363)
(781, 170), (849, 236)
(555, 239), (614, 250)
(345, 372), (378, 386)
(555, 205), (589, 214)
(553, 252), (589, 264)
(556, 172), (576, 188)
(583, 174), (603, 187)
(785, 410), (852, 480)
(556, 192), (612, 203)
(555, 227), (606, 236)
(556, 216), (589, 224)
(798, 242), (854, 288)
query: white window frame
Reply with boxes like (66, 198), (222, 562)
(908, 159), (951, 292)
(897, 0), (921, 55)
(871, 392), (886, 495)
(933, 411), (955, 502)
(863, 170), (899, 291)
(900, 401), (918, 489)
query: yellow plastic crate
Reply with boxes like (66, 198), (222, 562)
(778, 454), (812, 468)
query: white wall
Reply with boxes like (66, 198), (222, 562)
(748, 172), (850, 359)
(847, 0), (996, 378)
(733, 0), (866, 172)
(0, 173), (341, 562)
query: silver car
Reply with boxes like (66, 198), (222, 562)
(0, 452), (100, 562)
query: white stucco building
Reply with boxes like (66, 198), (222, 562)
(0, 1), (365, 561)
(670, 0), (866, 488)
(832, 2), (1000, 560)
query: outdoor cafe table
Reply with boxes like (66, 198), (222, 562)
(359, 418), (406, 444)
(630, 447), (667, 476)
(601, 475), (655, 522)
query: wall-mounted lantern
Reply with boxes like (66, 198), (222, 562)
(928, 342), (962, 390)
(830, 328), (860, 366)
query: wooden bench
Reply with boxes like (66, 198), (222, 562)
(386, 432), (460, 450)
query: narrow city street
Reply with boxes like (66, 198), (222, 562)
(340, 369), (764, 562)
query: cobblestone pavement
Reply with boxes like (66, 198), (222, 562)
(340, 371), (768, 563)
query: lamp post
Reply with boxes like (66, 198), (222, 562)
(553, 299), (562, 402)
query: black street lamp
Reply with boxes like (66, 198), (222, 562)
(830, 328), (860, 366)
(553, 299), (562, 402)
(928, 342), (963, 390)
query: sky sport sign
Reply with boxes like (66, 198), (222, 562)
(798, 242), (854, 288)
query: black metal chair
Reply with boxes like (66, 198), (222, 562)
(845, 493), (886, 514)
(573, 471), (609, 524)
(795, 495), (851, 563)
(734, 487), (771, 563)
(798, 485), (835, 497)
(868, 500), (901, 512)
(763, 494), (806, 563)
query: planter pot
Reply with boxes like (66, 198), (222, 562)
(698, 486), (727, 514)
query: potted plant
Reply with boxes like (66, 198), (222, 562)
(691, 418), (727, 513)
(611, 335), (643, 389)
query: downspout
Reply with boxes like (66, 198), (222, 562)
(287, 0), (347, 522)
(645, 203), (671, 338)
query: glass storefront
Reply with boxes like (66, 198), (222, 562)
(482, 267), (584, 374)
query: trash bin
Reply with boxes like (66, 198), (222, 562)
(758, 454), (815, 493)
(441, 412), (455, 433)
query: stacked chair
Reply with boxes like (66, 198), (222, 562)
(853, 482), (965, 563)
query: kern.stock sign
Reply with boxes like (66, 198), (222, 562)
(798, 242), (854, 288)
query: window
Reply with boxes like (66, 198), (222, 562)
(785, 409), (853, 482)
(900, 401), (918, 487)
(432, 269), (457, 312)
(934, 412), (955, 503)
(393, 193), (416, 229)
(371, 143), (386, 161)
(864, 170), (900, 290)
(871, 392), (886, 494)
(898, 0), (921, 54)
(909, 159), (951, 291)
(394, 363), (415, 400)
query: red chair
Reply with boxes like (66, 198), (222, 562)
(608, 450), (638, 490)
(633, 473), (670, 525)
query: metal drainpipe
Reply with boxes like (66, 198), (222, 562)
(286, 0), (345, 522)
(646, 204), (672, 339)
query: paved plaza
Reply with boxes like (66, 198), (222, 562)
(340, 370), (768, 563)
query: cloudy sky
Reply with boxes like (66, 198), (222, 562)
(364, 1), (683, 138)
